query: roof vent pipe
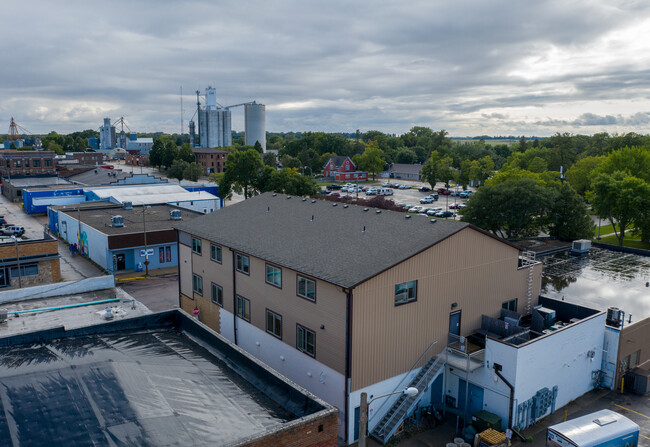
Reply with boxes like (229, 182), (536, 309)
(376, 210), (381, 214)
(343, 204), (348, 208)
(311, 215), (314, 221)
(362, 226), (366, 233)
(405, 215), (411, 219)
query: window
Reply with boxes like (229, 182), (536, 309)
(33, 160), (40, 168)
(211, 283), (223, 306)
(395, 280), (417, 305)
(297, 324), (315, 357)
(297, 275), (316, 301)
(192, 237), (202, 254)
(266, 309), (282, 339)
(15, 160), (21, 168)
(622, 355), (631, 371)
(24, 160), (29, 168)
(631, 349), (641, 367)
(265, 264), (282, 288)
(192, 274), (203, 295)
(236, 254), (249, 274)
(45, 159), (52, 167)
(9, 263), (38, 278)
(236, 295), (250, 321)
(502, 299), (518, 312)
(210, 244), (222, 263)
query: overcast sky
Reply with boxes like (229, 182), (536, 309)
(3, 0), (650, 137)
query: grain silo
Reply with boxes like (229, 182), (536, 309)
(198, 86), (232, 148)
(245, 102), (266, 151)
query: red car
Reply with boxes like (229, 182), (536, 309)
(437, 188), (451, 195)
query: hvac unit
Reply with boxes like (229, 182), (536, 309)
(169, 210), (182, 221)
(535, 306), (556, 328)
(625, 367), (650, 395)
(111, 215), (124, 227)
(571, 239), (591, 254)
(606, 307), (623, 328)
(122, 201), (133, 210)
(0, 309), (7, 323)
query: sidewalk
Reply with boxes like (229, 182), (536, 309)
(114, 266), (178, 281)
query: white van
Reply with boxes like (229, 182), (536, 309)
(378, 188), (393, 196)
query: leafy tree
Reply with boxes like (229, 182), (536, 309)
(588, 171), (650, 246)
(178, 143), (195, 163)
(253, 141), (263, 153)
(527, 157), (547, 173)
(280, 154), (301, 169)
(219, 149), (263, 199)
(354, 142), (385, 180)
(596, 146), (650, 182)
(565, 156), (605, 196)
(161, 137), (178, 168)
(208, 172), (224, 184)
(262, 152), (277, 167)
(149, 138), (165, 167)
(460, 176), (552, 238)
(183, 162), (204, 181)
(468, 156), (495, 186)
(395, 148), (417, 164)
(546, 183), (595, 239)
(47, 142), (64, 155)
(167, 159), (189, 182)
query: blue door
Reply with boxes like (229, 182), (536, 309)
(353, 406), (360, 441)
(449, 311), (461, 336)
(458, 379), (484, 416)
(430, 374), (444, 405)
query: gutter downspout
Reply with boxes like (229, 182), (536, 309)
(344, 287), (353, 444)
(493, 363), (526, 442)
(176, 230), (181, 308)
(231, 248), (238, 345)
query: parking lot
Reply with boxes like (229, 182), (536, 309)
(0, 192), (48, 241)
(326, 179), (473, 220)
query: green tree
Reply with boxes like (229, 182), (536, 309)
(253, 141), (263, 153)
(149, 138), (165, 168)
(460, 176), (552, 238)
(167, 159), (189, 182)
(280, 154), (301, 169)
(183, 162), (204, 182)
(395, 148), (417, 164)
(262, 152), (277, 167)
(177, 143), (195, 163)
(565, 156), (606, 196)
(546, 183), (595, 239)
(46, 142), (64, 155)
(219, 149), (263, 199)
(161, 137), (178, 168)
(354, 142), (385, 180)
(596, 146), (650, 182)
(588, 171), (650, 246)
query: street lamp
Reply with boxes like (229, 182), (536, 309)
(358, 387), (419, 447)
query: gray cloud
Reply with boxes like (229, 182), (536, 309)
(2, 0), (650, 136)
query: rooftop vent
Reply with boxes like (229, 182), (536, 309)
(376, 210), (381, 214)
(0, 309), (7, 323)
(571, 239), (591, 254)
(332, 203), (338, 207)
(343, 204), (348, 208)
(111, 215), (124, 228)
(430, 219), (437, 223)
(362, 226), (366, 233)
(286, 196), (292, 199)
(272, 193), (277, 197)
(302, 198), (306, 202)
(363, 208), (369, 212)
(405, 214), (411, 219)
(606, 307), (623, 328)
(94, 169), (98, 174)
(311, 199), (316, 203)
(169, 209), (182, 221)
(122, 201), (132, 210)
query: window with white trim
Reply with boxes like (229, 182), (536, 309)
(210, 244), (222, 263)
(236, 254), (250, 274)
(236, 295), (250, 321)
(265, 264), (282, 288)
(211, 283), (223, 306)
(192, 274), (203, 295)
(266, 309), (282, 339)
(296, 324), (315, 357)
(192, 237), (202, 254)
(395, 280), (417, 305)
(297, 275), (316, 301)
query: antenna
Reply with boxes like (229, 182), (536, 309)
(180, 86), (184, 137)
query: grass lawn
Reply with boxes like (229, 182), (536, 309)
(593, 223), (620, 237)
(596, 234), (650, 250)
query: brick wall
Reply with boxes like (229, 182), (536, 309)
(0, 239), (58, 259)
(0, 239), (60, 289)
(242, 411), (338, 447)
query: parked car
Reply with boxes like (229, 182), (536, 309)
(408, 206), (424, 213)
(437, 188), (451, 195)
(326, 184), (342, 191)
(459, 190), (473, 198)
(448, 203), (461, 209)
(397, 184), (411, 189)
(435, 210), (454, 218)
(0, 217), (6, 227)
(365, 187), (378, 195)
(426, 194), (439, 201)
(377, 188), (393, 196)
(420, 197), (435, 204)
(418, 186), (431, 192)
(1, 226), (25, 237)
(328, 192), (340, 197)
(426, 207), (443, 216)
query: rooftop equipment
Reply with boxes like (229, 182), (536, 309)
(122, 202), (132, 210)
(169, 209), (182, 220)
(606, 307), (624, 328)
(534, 306), (556, 328)
(571, 239), (591, 254)
(111, 215), (124, 228)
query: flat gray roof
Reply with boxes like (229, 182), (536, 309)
(540, 247), (650, 325)
(0, 310), (333, 446)
(58, 204), (202, 235)
(5, 176), (71, 187)
(176, 192), (472, 288)
(67, 168), (131, 185)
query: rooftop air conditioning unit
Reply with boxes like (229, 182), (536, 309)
(606, 307), (623, 328)
(169, 210), (182, 221)
(571, 239), (591, 254)
(535, 306), (556, 328)
(111, 215), (124, 227)
(122, 202), (132, 210)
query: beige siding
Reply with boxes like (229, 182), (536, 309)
(179, 242), (193, 298)
(618, 317), (650, 381)
(350, 227), (541, 390)
(235, 255), (348, 374)
(183, 236), (348, 375)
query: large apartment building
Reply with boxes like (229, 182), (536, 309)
(175, 192), (542, 444)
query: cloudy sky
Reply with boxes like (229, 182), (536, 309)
(3, 0), (650, 137)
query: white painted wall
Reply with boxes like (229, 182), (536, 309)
(172, 199), (220, 214)
(601, 326), (620, 390)
(0, 276), (115, 303)
(220, 308), (346, 440)
(57, 212), (110, 270)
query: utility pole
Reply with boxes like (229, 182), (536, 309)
(12, 236), (21, 288)
(142, 205), (149, 276)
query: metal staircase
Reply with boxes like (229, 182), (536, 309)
(369, 354), (445, 444)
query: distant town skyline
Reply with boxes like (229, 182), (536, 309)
(3, 1), (650, 137)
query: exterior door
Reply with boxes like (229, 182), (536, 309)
(115, 253), (126, 271)
(449, 311), (461, 336)
(458, 379), (484, 416)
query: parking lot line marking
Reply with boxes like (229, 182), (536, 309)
(614, 403), (650, 419)
(641, 434), (650, 441)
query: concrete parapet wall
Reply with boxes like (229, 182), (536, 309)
(0, 275), (115, 304)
